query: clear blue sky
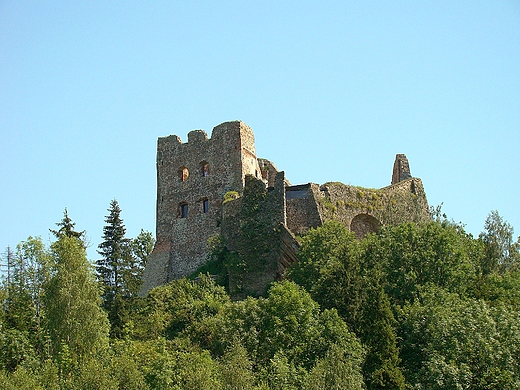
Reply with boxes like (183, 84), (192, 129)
(1, 1), (519, 261)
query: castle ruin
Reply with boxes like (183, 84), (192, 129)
(141, 121), (430, 296)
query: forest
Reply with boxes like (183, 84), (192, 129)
(0, 200), (519, 390)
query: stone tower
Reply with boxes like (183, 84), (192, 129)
(140, 121), (262, 293)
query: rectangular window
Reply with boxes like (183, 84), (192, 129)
(203, 199), (209, 213)
(180, 204), (188, 218)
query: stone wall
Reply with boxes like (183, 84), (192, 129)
(285, 183), (323, 235)
(308, 177), (429, 238)
(222, 173), (299, 298)
(141, 121), (262, 294)
(285, 155), (429, 239)
(392, 154), (412, 185)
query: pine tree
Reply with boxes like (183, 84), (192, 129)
(96, 199), (131, 337)
(50, 208), (86, 243)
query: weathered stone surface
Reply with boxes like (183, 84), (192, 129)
(141, 122), (430, 296)
(392, 154), (412, 185)
(222, 172), (297, 298)
(141, 121), (262, 294)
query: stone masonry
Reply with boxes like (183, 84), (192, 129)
(141, 121), (430, 295)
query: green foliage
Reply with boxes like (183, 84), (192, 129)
(128, 229), (155, 296)
(288, 220), (357, 295)
(257, 281), (321, 368)
(318, 196), (337, 214)
(290, 220), (489, 389)
(6, 237), (51, 333)
(304, 343), (364, 390)
(223, 190), (240, 204)
(3, 206), (520, 388)
(134, 274), (230, 341)
(44, 235), (109, 362)
(365, 221), (478, 305)
(113, 338), (223, 390)
(3, 237), (52, 364)
(261, 351), (305, 390)
(50, 208), (86, 246)
(0, 328), (35, 372)
(219, 340), (256, 390)
(189, 235), (229, 287)
(97, 199), (146, 338)
(207, 280), (363, 385)
(65, 357), (118, 390)
(479, 210), (520, 273)
(399, 286), (520, 389)
(0, 359), (59, 390)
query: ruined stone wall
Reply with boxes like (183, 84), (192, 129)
(310, 178), (430, 238)
(258, 158), (285, 188)
(141, 121), (262, 294)
(285, 183), (323, 235)
(239, 124), (262, 182)
(285, 154), (430, 239)
(222, 173), (298, 298)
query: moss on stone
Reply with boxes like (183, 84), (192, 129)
(223, 191), (240, 204)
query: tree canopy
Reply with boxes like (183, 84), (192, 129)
(0, 208), (519, 389)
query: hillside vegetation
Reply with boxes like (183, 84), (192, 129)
(1, 207), (519, 389)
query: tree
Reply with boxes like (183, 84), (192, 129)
(44, 235), (109, 363)
(365, 222), (477, 306)
(219, 340), (256, 390)
(134, 274), (230, 342)
(288, 220), (357, 295)
(479, 210), (518, 273)
(127, 229), (154, 297)
(356, 279), (405, 390)
(399, 286), (520, 389)
(49, 208), (86, 245)
(304, 343), (364, 390)
(1, 237), (52, 365)
(97, 199), (132, 337)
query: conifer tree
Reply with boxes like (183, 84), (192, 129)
(50, 208), (86, 244)
(96, 199), (132, 337)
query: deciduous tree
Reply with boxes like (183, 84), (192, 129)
(44, 235), (109, 362)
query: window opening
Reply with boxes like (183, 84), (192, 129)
(178, 166), (189, 182)
(179, 203), (188, 218)
(203, 199), (209, 213)
(200, 161), (210, 177)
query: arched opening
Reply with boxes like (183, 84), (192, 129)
(200, 161), (210, 177)
(179, 202), (188, 218)
(178, 166), (189, 182)
(350, 214), (380, 239)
